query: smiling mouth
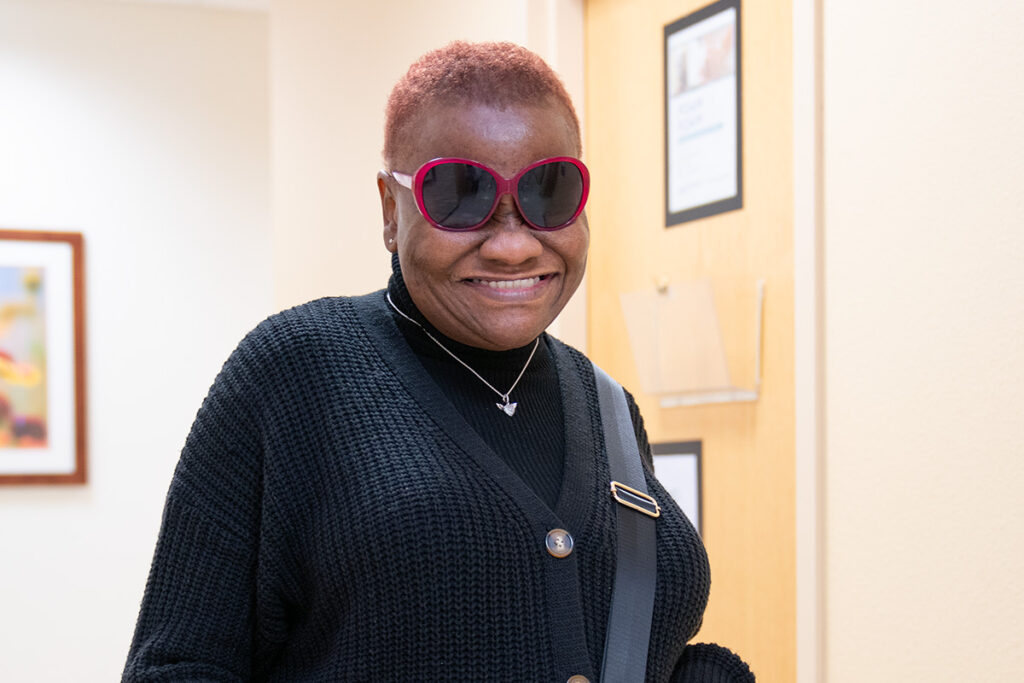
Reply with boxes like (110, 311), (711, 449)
(468, 275), (549, 290)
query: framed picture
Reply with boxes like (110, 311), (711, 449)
(653, 440), (702, 534)
(664, 0), (742, 226)
(0, 230), (87, 484)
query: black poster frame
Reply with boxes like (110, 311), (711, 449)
(664, 0), (743, 227)
(652, 440), (703, 535)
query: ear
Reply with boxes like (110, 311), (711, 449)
(377, 171), (398, 253)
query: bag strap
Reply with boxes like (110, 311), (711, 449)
(593, 363), (660, 683)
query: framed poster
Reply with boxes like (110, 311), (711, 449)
(664, 0), (742, 226)
(0, 230), (87, 484)
(653, 440), (702, 534)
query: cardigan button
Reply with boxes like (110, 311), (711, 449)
(567, 676), (590, 683)
(545, 528), (574, 558)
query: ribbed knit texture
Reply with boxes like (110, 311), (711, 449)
(123, 289), (750, 682)
(672, 643), (756, 683)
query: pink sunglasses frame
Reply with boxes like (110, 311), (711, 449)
(389, 156), (590, 232)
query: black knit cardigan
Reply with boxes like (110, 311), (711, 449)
(123, 290), (752, 682)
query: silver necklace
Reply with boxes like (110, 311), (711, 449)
(386, 292), (539, 417)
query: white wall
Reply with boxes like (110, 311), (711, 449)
(0, 1), (270, 680)
(270, 0), (587, 346)
(822, 0), (1024, 679)
(0, 2), (586, 679)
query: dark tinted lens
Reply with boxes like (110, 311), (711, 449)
(516, 161), (584, 228)
(420, 163), (497, 229)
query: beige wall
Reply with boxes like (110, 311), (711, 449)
(792, 0), (824, 679)
(822, 0), (1024, 679)
(0, 1), (270, 680)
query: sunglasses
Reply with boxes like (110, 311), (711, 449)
(388, 156), (590, 232)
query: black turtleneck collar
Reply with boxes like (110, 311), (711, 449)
(383, 252), (565, 510)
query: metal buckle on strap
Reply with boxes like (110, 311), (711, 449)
(609, 481), (661, 518)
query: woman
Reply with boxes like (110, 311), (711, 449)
(123, 42), (753, 682)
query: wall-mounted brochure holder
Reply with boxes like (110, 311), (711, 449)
(620, 278), (764, 408)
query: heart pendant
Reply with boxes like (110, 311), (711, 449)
(496, 401), (518, 417)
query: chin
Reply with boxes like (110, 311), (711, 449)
(482, 324), (549, 350)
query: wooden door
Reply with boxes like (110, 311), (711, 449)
(584, 1), (795, 680)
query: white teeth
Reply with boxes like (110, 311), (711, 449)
(475, 277), (541, 290)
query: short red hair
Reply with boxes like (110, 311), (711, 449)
(383, 41), (581, 167)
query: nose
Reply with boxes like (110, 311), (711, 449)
(478, 195), (544, 264)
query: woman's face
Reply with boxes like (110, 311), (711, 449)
(379, 102), (589, 351)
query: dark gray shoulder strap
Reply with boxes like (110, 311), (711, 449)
(593, 363), (659, 683)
